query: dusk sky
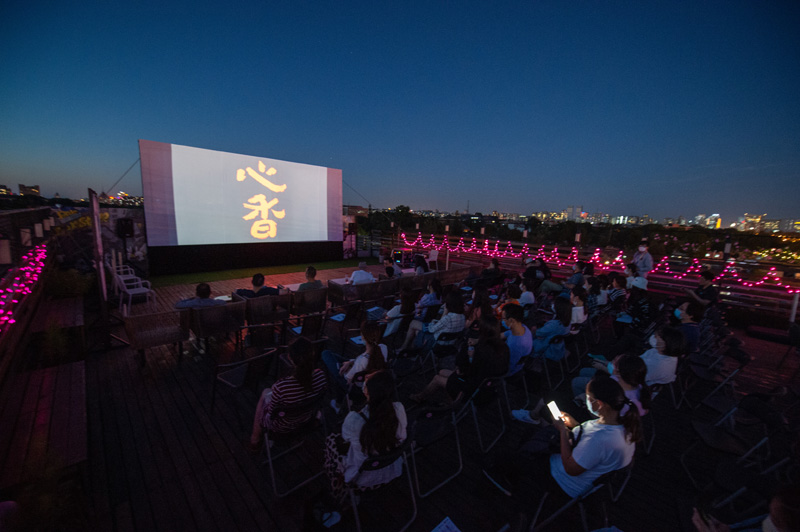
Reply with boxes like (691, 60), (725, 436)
(2, 1), (799, 225)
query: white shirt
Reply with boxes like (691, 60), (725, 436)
(640, 347), (678, 385)
(341, 402), (408, 486)
(571, 306), (587, 325)
(519, 291), (535, 306)
(550, 420), (634, 498)
(350, 269), (375, 285)
(344, 344), (389, 384)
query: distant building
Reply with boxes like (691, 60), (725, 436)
(0, 185), (10, 195)
(18, 184), (40, 196)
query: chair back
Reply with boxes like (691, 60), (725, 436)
(292, 288), (328, 315)
(410, 406), (456, 449)
(191, 301), (246, 338)
(296, 313), (326, 339)
(357, 439), (411, 474)
(125, 309), (190, 350)
(247, 295), (291, 324)
(268, 392), (325, 430)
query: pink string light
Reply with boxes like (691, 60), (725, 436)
(397, 233), (800, 295)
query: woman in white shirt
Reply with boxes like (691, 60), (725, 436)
(323, 371), (408, 504)
(484, 375), (640, 503)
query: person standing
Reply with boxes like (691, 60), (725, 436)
(633, 240), (654, 278)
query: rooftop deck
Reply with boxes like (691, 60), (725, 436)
(3, 264), (798, 532)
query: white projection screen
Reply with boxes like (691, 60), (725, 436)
(139, 140), (342, 247)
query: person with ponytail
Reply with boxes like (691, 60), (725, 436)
(322, 321), (389, 412)
(323, 371), (408, 504)
(484, 375), (639, 502)
(248, 337), (327, 451)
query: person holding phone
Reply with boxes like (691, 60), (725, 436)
(483, 375), (640, 503)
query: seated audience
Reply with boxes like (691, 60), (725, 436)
(397, 279), (444, 352)
(570, 286), (588, 325)
(519, 278), (536, 307)
(383, 258), (403, 279)
(323, 371), (407, 504)
(349, 263), (375, 285)
(297, 266), (323, 291)
(684, 270), (719, 307)
(235, 273), (279, 298)
(640, 326), (685, 386)
(530, 298), (572, 359)
(675, 301), (703, 355)
(321, 322), (388, 406)
(248, 338), (327, 451)
(413, 254), (429, 275)
(502, 303), (533, 375)
(484, 375), (639, 502)
(410, 314), (508, 404)
(175, 282), (227, 309)
(383, 287), (416, 337)
(465, 286), (494, 332)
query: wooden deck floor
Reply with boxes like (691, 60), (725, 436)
(7, 267), (800, 532)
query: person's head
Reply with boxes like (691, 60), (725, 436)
(574, 261), (586, 273)
(615, 354), (651, 410)
(659, 326), (686, 357)
(583, 262), (595, 277)
(699, 271), (714, 287)
(553, 297), (572, 327)
(586, 277), (601, 296)
(506, 283), (522, 300)
(638, 240), (649, 253)
(612, 275), (626, 289)
(305, 266), (317, 281)
(625, 263), (638, 276)
(360, 371), (400, 454)
(596, 274), (609, 289)
(383, 258), (393, 267)
(358, 262), (367, 271)
(288, 337), (316, 391)
(571, 286), (588, 306)
(399, 287), (416, 314)
(252, 273), (265, 289)
(470, 286), (493, 316)
(428, 278), (442, 299)
(586, 375), (642, 443)
(361, 321), (387, 373)
(196, 283), (212, 299)
(502, 303), (524, 328)
(445, 291), (464, 314)
(415, 255), (429, 271)
(384, 266), (395, 278)
(682, 301), (704, 322)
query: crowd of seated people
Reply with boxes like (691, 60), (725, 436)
(164, 254), (793, 532)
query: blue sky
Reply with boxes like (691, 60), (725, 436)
(1, 1), (798, 224)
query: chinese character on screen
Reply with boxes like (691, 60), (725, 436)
(236, 161), (286, 239)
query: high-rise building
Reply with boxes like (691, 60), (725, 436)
(18, 184), (40, 196)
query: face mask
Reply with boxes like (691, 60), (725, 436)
(674, 309), (683, 319)
(586, 396), (600, 417)
(501, 320), (508, 329)
(649, 334), (659, 348)
(607, 362), (615, 375)
(761, 515), (779, 532)
(638, 246), (646, 252)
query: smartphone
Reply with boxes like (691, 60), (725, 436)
(547, 401), (562, 421)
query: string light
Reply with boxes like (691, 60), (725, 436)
(398, 232), (800, 295)
(0, 244), (47, 333)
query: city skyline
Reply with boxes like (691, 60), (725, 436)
(1, 1), (799, 222)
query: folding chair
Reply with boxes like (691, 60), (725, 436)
(408, 405), (463, 497)
(527, 459), (634, 532)
(455, 377), (506, 453)
(211, 348), (277, 429)
(424, 330), (464, 374)
(680, 347), (752, 410)
(124, 309), (190, 367)
(263, 394), (327, 497)
(347, 440), (417, 532)
(679, 394), (788, 489)
(189, 301), (246, 356)
(287, 312), (327, 342)
(501, 355), (532, 414)
(291, 287), (328, 315)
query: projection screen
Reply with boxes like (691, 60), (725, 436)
(139, 140), (342, 247)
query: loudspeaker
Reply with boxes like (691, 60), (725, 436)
(116, 218), (135, 238)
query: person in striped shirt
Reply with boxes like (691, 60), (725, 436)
(249, 337), (327, 452)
